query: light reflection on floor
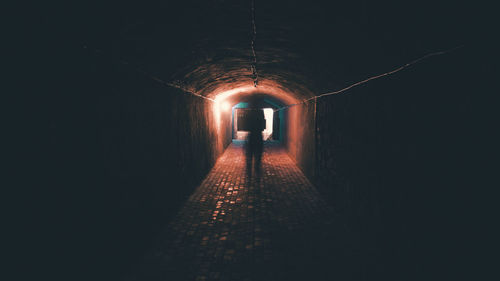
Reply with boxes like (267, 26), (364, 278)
(125, 142), (349, 281)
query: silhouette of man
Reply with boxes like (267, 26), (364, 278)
(245, 108), (265, 180)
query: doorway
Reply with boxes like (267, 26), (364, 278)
(233, 108), (276, 141)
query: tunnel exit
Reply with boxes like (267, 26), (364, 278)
(232, 106), (275, 141)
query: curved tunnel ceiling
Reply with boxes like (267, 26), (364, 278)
(80, 0), (466, 105)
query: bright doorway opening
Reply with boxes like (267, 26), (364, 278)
(233, 107), (275, 141)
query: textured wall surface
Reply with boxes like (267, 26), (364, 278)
(34, 1), (490, 280)
(50, 54), (232, 279)
(311, 48), (483, 278)
(283, 102), (316, 180)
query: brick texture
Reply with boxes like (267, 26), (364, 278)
(123, 142), (349, 281)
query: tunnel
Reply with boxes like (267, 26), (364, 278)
(35, 1), (493, 281)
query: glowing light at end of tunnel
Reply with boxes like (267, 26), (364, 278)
(263, 108), (274, 140)
(209, 82), (302, 137)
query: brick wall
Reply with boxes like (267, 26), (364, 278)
(283, 101), (316, 180)
(310, 47), (483, 278)
(49, 52), (232, 279)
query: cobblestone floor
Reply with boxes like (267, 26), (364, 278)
(124, 141), (354, 281)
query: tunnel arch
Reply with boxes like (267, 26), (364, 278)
(63, 1), (478, 279)
(200, 75), (316, 154)
(213, 85), (296, 107)
(209, 80), (305, 106)
(200, 77), (317, 183)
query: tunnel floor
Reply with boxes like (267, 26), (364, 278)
(124, 141), (365, 281)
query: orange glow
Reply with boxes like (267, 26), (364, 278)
(210, 80), (300, 106)
(221, 102), (230, 111)
(213, 101), (222, 132)
(209, 80), (309, 152)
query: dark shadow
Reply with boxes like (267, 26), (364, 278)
(244, 108), (265, 181)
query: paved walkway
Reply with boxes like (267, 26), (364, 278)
(124, 142), (352, 281)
